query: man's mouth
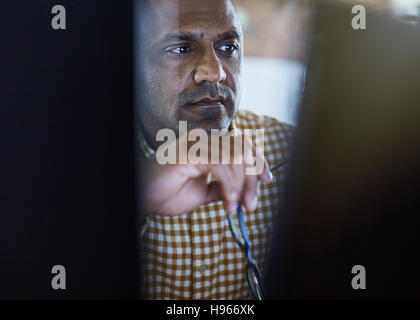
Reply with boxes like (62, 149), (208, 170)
(187, 96), (227, 109)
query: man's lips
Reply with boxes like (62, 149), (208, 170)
(186, 98), (226, 109)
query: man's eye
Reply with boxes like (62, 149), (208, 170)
(218, 44), (239, 54)
(168, 46), (193, 55)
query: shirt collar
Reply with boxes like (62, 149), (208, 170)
(135, 118), (156, 159)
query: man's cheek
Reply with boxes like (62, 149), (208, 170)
(225, 66), (240, 91)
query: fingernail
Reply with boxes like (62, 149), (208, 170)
(249, 195), (258, 211)
(262, 170), (273, 182)
(229, 202), (238, 213)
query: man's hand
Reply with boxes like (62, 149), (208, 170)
(140, 136), (273, 217)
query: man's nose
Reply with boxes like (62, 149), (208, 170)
(193, 47), (227, 85)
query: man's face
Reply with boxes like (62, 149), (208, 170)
(136, 0), (243, 142)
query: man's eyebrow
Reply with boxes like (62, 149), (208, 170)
(157, 31), (204, 44)
(216, 30), (242, 42)
(155, 30), (242, 45)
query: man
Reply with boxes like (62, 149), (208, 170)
(135, 0), (294, 299)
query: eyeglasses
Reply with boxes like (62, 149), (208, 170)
(227, 161), (287, 300)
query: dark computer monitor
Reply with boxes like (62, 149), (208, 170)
(0, 1), (137, 299)
(266, 1), (420, 299)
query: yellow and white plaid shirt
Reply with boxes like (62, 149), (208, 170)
(138, 109), (294, 300)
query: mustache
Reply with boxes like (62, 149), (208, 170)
(178, 83), (233, 106)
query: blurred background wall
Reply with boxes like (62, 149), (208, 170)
(233, 0), (310, 125)
(234, 0), (420, 125)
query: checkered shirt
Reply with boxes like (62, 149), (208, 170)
(138, 109), (294, 300)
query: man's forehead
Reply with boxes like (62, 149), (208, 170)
(143, 0), (242, 42)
